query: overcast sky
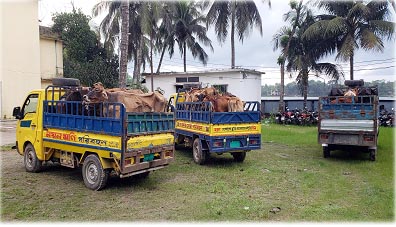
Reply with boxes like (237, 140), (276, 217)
(38, 0), (396, 85)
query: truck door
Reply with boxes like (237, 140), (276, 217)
(17, 93), (40, 150)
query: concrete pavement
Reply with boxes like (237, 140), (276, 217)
(0, 120), (16, 146)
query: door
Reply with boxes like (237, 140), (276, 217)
(17, 93), (40, 153)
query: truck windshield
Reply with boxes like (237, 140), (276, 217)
(22, 94), (39, 116)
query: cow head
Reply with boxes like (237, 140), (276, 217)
(83, 82), (108, 104)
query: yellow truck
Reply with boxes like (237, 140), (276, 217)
(12, 79), (174, 190)
(168, 91), (261, 164)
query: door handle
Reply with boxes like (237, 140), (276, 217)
(31, 124), (36, 127)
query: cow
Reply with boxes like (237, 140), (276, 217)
(228, 96), (244, 112)
(57, 86), (90, 115)
(330, 87), (359, 104)
(83, 82), (167, 117)
(203, 94), (229, 112)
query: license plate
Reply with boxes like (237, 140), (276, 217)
(143, 153), (154, 161)
(230, 141), (241, 148)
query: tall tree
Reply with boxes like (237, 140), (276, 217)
(93, 1), (149, 87)
(52, 9), (119, 88)
(303, 0), (395, 80)
(119, 0), (129, 89)
(273, 0), (303, 112)
(274, 1), (343, 109)
(206, 0), (263, 68)
(173, 1), (213, 72)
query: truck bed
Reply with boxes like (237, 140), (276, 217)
(318, 95), (378, 147)
(44, 100), (174, 136)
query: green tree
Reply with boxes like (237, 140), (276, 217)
(52, 9), (119, 88)
(303, 0), (395, 80)
(173, 1), (213, 72)
(274, 1), (343, 109)
(206, 0), (263, 68)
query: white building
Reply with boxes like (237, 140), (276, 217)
(143, 68), (264, 102)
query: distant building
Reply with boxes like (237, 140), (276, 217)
(143, 68), (264, 102)
(0, 1), (63, 119)
(39, 26), (63, 88)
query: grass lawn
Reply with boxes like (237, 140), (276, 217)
(1, 124), (394, 222)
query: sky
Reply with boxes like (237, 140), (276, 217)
(38, 0), (396, 86)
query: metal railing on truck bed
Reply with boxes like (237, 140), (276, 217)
(175, 101), (261, 124)
(319, 95), (378, 120)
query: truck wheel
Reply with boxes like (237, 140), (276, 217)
(323, 146), (330, 158)
(369, 149), (376, 161)
(24, 144), (42, 172)
(232, 152), (246, 162)
(193, 138), (207, 165)
(82, 154), (109, 191)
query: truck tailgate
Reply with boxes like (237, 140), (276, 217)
(320, 119), (375, 132)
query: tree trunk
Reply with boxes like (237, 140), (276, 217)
(183, 42), (187, 72)
(150, 31), (154, 92)
(119, 0), (129, 89)
(284, 0), (303, 63)
(133, 37), (143, 85)
(279, 61), (285, 112)
(230, 1), (236, 69)
(349, 52), (354, 80)
(303, 70), (308, 110)
(156, 45), (167, 73)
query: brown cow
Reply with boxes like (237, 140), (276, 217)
(203, 94), (230, 112)
(83, 82), (167, 117)
(228, 96), (244, 112)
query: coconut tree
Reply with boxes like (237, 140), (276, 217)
(93, 1), (150, 86)
(206, 0), (263, 68)
(303, 0), (395, 80)
(173, 1), (213, 72)
(274, 1), (343, 109)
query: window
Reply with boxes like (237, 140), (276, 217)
(176, 77), (199, 83)
(22, 94), (39, 116)
(188, 77), (199, 82)
(176, 77), (188, 83)
(213, 84), (228, 94)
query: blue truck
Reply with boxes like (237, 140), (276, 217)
(318, 80), (379, 161)
(169, 92), (262, 164)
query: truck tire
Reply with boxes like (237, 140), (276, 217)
(231, 152), (246, 162)
(323, 146), (330, 158)
(52, 78), (80, 86)
(193, 138), (207, 165)
(369, 149), (376, 161)
(24, 144), (42, 172)
(82, 154), (109, 191)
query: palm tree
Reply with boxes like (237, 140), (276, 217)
(274, 1), (343, 109)
(93, 1), (150, 86)
(273, 0), (303, 112)
(206, 0), (263, 68)
(303, 0), (395, 80)
(119, 0), (129, 89)
(155, 2), (177, 73)
(173, 1), (213, 72)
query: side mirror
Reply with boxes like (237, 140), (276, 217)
(12, 107), (22, 119)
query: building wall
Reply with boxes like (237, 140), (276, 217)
(144, 70), (262, 102)
(0, 0), (41, 118)
(40, 38), (63, 88)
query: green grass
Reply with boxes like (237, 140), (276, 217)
(1, 124), (394, 222)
